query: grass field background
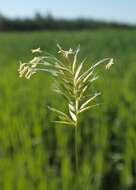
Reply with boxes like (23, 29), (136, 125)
(0, 30), (136, 190)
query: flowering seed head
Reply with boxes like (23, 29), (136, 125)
(18, 45), (114, 126)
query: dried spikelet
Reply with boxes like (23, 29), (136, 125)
(105, 58), (114, 70)
(31, 47), (42, 53)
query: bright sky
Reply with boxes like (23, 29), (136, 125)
(0, 0), (135, 24)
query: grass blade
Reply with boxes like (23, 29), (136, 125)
(80, 93), (101, 109)
(79, 104), (99, 113)
(72, 46), (80, 73)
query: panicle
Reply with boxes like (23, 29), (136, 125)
(18, 45), (114, 126)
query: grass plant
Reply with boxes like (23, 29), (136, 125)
(18, 44), (113, 173)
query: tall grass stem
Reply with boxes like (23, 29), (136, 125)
(75, 126), (78, 174)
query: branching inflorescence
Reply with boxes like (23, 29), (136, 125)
(18, 45), (114, 128)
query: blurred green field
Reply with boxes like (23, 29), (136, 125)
(0, 30), (136, 190)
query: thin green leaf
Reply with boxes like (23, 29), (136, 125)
(76, 68), (94, 86)
(80, 93), (101, 109)
(52, 121), (75, 126)
(74, 58), (86, 80)
(83, 70), (94, 83)
(77, 58), (109, 83)
(72, 46), (80, 72)
(78, 104), (99, 113)
(91, 58), (111, 69)
(89, 76), (99, 83)
(78, 75), (98, 91)
(79, 83), (90, 99)
(48, 106), (70, 120)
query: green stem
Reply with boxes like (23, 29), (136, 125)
(75, 125), (78, 174)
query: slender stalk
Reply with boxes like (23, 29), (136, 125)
(73, 68), (79, 174)
(75, 125), (78, 174)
